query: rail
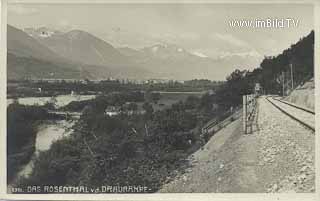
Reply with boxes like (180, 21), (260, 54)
(266, 96), (315, 132)
(272, 97), (314, 114)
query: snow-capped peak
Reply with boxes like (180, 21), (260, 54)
(152, 46), (159, 52)
(192, 51), (208, 58)
(146, 44), (186, 53)
(24, 27), (63, 38)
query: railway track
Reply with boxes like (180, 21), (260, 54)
(265, 96), (315, 132)
(272, 97), (315, 115)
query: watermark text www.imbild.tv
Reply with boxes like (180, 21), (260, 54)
(229, 18), (299, 28)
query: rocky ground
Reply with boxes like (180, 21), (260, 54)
(285, 78), (314, 111)
(159, 96), (314, 193)
(258, 96), (314, 193)
(268, 97), (314, 129)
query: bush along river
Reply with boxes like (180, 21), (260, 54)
(7, 95), (91, 192)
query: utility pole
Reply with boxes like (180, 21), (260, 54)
(282, 71), (285, 96)
(243, 95), (247, 134)
(290, 63), (294, 90)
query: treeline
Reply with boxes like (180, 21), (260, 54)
(8, 78), (221, 99)
(145, 79), (222, 92)
(259, 30), (314, 94)
(61, 91), (151, 112)
(7, 103), (64, 182)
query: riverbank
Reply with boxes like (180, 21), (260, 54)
(16, 120), (75, 180)
(7, 103), (70, 186)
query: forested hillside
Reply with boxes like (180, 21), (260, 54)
(212, 30), (314, 110)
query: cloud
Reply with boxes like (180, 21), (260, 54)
(219, 50), (262, 58)
(58, 19), (69, 27)
(8, 5), (39, 15)
(213, 33), (250, 48)
(54, 19), (77, 32)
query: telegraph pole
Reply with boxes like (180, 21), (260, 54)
(282, 71), (285, 96)
(290, 63), (294, 90)
(243, 95), (247, 134)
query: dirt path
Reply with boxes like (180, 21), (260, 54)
(159, 96), (314, 193)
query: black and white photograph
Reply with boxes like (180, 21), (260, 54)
(4, 1), (316, 196)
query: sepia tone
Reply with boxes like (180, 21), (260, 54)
(6, 3), (315, 194)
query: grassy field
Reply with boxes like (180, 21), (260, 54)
(151, 92), (204, 111)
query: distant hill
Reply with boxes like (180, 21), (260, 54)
(26, 26), (262, 80)
(7, 53), (88, 80)
(7, 25), (68, 63)
(23, 27), (63, 38)
(7, 25), (86, 80)
(30, 29), (130, 67)
(117, 47), (144, 59)
(117, 44), (259, 80)
(7, 25), (152, 80)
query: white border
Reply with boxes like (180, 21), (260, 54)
(1, 0), (319, 200)
(314, 2), (320, 201)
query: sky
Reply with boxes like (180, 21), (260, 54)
(8, 3), (314, 66)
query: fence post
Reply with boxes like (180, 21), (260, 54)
(243, 95), (247, 134)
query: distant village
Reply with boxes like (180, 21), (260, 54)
(19, 77), (187, 85)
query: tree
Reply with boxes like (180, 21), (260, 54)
(145, 91), (161, 104)
(127, 103), (138, 111)
(142, 102), (154, 117)
(184, 96), (200, 110)
(151, 92), (161, 103)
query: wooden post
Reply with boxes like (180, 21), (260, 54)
(145, 123), (149, 136)
(290, 63), (294, 90)
(243, 95), (247, 134)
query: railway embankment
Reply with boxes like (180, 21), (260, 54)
(159, 96), (314, 193)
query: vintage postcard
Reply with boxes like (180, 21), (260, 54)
(1, 0), (319, 200)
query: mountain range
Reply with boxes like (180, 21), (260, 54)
(8, 25), (260, 80)
(26, 27), (129, 66)
(8, 25), (151, 80)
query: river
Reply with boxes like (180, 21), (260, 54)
(7, 94), (96, 108)
(8, 94), (91, 182)
(15, 119), (76, 179)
